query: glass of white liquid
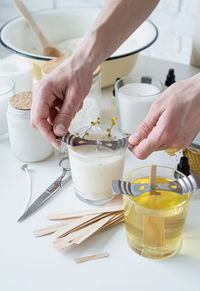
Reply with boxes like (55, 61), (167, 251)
(68, 126), (127, 206)
(0, 77), (14, 140)
(114, 76), (163, 134)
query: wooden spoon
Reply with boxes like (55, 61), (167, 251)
(14, 0), (64, 58)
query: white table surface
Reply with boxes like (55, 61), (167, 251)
(1, 55), (200, 291)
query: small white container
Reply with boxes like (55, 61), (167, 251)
(7, 91), (53, 162)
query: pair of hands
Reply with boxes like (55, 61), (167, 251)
(31, 59), (200, 159)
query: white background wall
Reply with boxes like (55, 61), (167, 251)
(0, 0), (198, 64)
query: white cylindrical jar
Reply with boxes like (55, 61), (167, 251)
(7, 91), (54, 162)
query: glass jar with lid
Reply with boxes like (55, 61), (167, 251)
(7, 91), (54, 162)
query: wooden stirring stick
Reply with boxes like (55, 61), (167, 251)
(142, 165), (165, 256)
(34, 196), (124, 251)
(34, 221), (71, 237)
(53, 213), (109, 239)
(53, 214), (116, 250)
(48, 205), (123, 220)
(75, 253), (109, 264)
(149, 165), (157, 194)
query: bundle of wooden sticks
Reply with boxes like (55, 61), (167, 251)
(34, 196), (124, 251)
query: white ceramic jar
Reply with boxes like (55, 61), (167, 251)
(7, 91), (54, 162)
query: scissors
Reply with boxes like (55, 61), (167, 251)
(17, 157), (71, 222)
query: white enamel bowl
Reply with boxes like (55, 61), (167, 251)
(0, 8), (158, 87)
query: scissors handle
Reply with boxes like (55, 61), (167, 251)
(17, 170), (71, 222)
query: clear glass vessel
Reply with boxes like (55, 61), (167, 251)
(114, 75), (163, 134)
(68, 125), (127, 206)
(123, 165), (193, 259)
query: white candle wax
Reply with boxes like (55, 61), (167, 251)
(0, 80), (14, 138)
(68, 137), (125, 204)
(117, 83), (160, 134)
(0, 55), (33, 93)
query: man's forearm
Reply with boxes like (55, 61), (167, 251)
(76, 0), (160, 71)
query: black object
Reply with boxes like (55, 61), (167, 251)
(165, 68), (176, 87)
(141, 76), (152, 84)
(175, 156), (190, 179)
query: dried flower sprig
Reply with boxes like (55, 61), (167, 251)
(75, 116), (117, 140)
(106, 116), (117, 137)
(81, 117), (101, 139)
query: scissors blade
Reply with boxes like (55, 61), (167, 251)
(17, 173), (71, 223)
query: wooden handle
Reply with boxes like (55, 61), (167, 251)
(14, 0), (50, 48)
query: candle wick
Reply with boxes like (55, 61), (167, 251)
(96, 140), (100, 151)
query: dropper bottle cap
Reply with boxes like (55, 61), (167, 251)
(165, 68), (176, 87)
(177, 156), (190, 176)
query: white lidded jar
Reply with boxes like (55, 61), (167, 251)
(7, 91), (54, 162)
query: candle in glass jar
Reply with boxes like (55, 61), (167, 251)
(115, 77), (163, 134)
(68, 129), (127, 205)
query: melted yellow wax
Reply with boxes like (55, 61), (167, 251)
(129, 177), (190, 209)
(123, 177), (191, 258)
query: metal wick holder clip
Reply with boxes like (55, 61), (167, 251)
(56, 132), (128, 151)
(112, 173), (200, 197)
